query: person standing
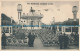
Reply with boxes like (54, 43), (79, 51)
(63, 33), (69, 49)
(28, 32), (32, 47)
(59, 33), (64, 49)
(74, 32), (79, 46)
(2, 32), (7, 49)
(31, 33), (35, 47)
(28, 32), (35, 47)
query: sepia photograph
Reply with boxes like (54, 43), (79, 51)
(1, 0), (79, 50)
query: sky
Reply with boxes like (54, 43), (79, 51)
(1, 1), (79, 24)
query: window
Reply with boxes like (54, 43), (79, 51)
(65, 27), (71, 32)
(5, 27), (9, 33)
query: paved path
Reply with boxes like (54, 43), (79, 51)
(34, 37), (44, 49)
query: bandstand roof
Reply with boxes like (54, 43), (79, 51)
(21, 7), (43, 19)
(21, 12), (43, 19)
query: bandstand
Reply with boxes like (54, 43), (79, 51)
(17, 4), (43, 29)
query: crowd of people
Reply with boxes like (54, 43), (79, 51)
(1, 30), (79, 49)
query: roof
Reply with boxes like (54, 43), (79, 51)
(53, 18), (79, 25)
(21, 12), (43, 19)
(54, 22), (63, 25)
(62, 19), (79, 25)
(21, 7), (43, 19)
(1, 13), (16, 25)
